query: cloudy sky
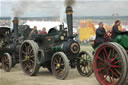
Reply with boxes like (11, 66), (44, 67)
(0, 0), (128, 17)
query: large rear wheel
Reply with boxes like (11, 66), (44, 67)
(111, 42), (128, 85)
(94, 42), (128, 85)
(51, 52), (69, 80)
(19, 40), (40, 76)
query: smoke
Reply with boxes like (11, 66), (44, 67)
(64, 0), (76, 6)
(11, 0), (76, 22)
(12, 0), (31, 17)
(59, 0), (75, 22)
(12, 0), (54, 17)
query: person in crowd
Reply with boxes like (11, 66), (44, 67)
(28, 26), (38, 39)
(40, 27), (47, 35)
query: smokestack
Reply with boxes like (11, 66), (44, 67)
(60, 23), (64, 31)
(13, 17), (19, 42)
(60, 25), (63, 31)
(66, 6), (73, 38)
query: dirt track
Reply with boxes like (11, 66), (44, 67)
(0, 45), (99, 85)
(0, 64), (99, 85)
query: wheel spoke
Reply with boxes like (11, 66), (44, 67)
(112, 48), (115, 57)
(55, 58), (59, 63)
(112, 59), (121, 65)
(99, 62), (105, 66)
(114, 68), (121, 76)
(97, 56), (105, 62)
(22, 59), (27, 62)
(104, 48), (108, 57)
(24, 65), (29, 71)
(29, 59), (34, 64)
(97, 67), (105, 72)
(111, 65), (121, 68)
(108, 73), (113, 83)
(102, 52), (106, 61)
(110, 54), (119, 62)
(110, 69), (120, 78)
(104, 71), (109, 80)
(107, 49), (112, 59)
(22, 51), (27, 55)
(111, 72), (115, 83)
(59, 57), (62, 63)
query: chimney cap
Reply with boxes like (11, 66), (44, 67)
(66, 6), (73, 13)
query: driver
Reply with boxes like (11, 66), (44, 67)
(94, 22), (106, 47)
(112, 20), (125, 39)
(28, 26), (38, 40)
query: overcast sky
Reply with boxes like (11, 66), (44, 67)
(0, 0), (128, 17)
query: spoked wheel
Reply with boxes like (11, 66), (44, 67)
(2, 53), (12, 72)
(94, 42), (128, 85)
(51, 52), (69, 80)
(77, 51), (93, 77)
(20, 40), (40, 76)
(111, 42), (128, 85)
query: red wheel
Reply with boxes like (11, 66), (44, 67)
(94, 42), (127, 85)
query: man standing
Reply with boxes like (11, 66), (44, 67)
(94, 22), (106, 47)
(28, 26), (38, 39)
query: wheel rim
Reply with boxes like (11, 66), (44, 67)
(52, 52), (69, 79)
(53, 55), (65, 78)
(2, 53), (12, 72)
(20, 42), (35, 74)
(94, 45), (123, 85)
(77, 51), (93, 76)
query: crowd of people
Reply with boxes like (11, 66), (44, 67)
(0, 19), (127, 44)
(0, 19), (27, 27)
(0, 20), (11, 26)
(28, 26), (47, 39)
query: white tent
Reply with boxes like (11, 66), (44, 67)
(23, 20), (77, 33)
(24, 21), (67, 32)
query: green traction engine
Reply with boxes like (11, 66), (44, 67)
(19, 6), (93, 80)
(93, 31), (128, 85)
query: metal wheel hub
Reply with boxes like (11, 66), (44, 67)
(56, 64), (61, 69)
(81, 59), (88, 66)
(104, 61), (111, 69)
(25, 56), (30, 60)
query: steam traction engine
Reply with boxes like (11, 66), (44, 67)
(19, 6), (93, 79)
(0, 18), (31, 72)
(93, 31), (128, 85)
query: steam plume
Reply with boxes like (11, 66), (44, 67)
(64, 0), (75, 6)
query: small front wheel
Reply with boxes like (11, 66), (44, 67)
(51, 52), (69, 80)
(77, 51), (93, 77)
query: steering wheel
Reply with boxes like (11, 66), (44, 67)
(104, 32), (112, 41)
